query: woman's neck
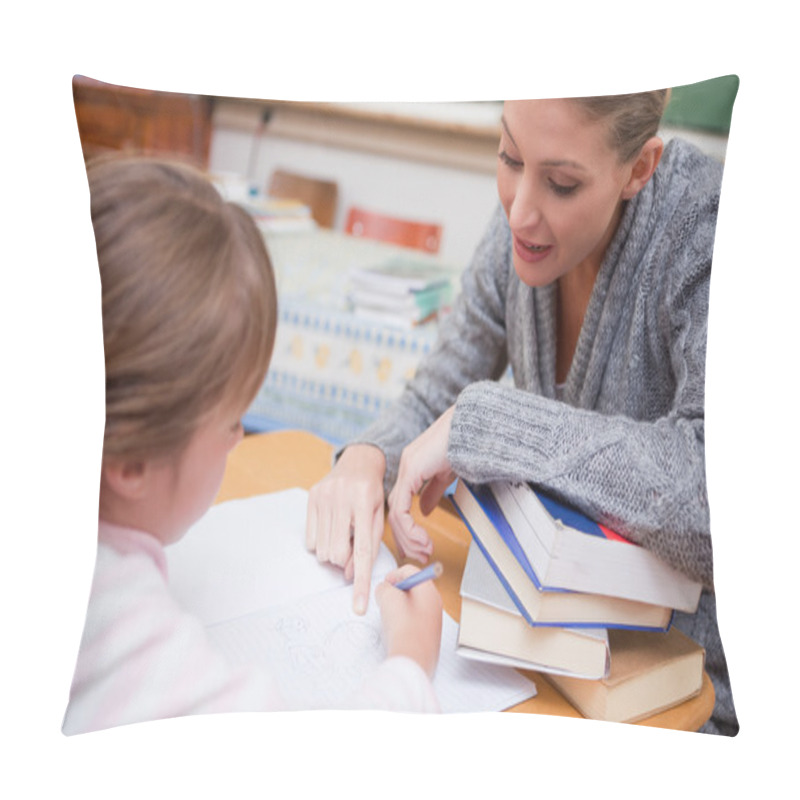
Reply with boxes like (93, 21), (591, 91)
(556, 263), (598, 385)
(555, 201), (624, 385)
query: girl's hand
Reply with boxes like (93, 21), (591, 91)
(387, 406), (456, 564)
(306, 444), (386, 615)
(375, 564), (443, 678)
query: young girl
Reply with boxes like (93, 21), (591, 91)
(62, 157), (442, 735)
(307, 92), (738, 736)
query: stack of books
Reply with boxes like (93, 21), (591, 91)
(451, 479), (706, 722)
(240, 196), (316, 233)
(347, 257), (456, 328)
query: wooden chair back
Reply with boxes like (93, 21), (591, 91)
(267, 169), (339, 228)
(345, 206), (442, 253)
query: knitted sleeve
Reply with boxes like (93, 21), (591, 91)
(449, 184), (717, 589)
(449, 382), (713, 587)
(350, 204), (513, 494)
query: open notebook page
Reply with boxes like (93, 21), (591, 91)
(166, 489), (535, 713)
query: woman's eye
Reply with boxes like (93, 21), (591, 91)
(549, 179), (579, 197)
(498, 150), (523, 169)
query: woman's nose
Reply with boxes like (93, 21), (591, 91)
(507, 182), (543, 232)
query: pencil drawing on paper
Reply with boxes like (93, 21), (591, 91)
(206, 593), (387, 707)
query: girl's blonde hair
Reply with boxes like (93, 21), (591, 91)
(572, 89), (671, 162)
(89, 156), (277, 463)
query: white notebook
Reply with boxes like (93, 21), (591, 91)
(167, 489), (536, 713)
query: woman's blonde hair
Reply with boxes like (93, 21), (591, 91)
(88, 156), (277, 463)
(572, 89), (671, 162)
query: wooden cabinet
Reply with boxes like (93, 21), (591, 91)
(72, 76), (214, 167)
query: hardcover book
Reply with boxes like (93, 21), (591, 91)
(491, 481), (702, 612)
(545, 627), (705, 723)
(452, 480), (674, 630)
(458, 542), (611, 678)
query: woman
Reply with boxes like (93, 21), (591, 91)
(306, 93), (738, 735)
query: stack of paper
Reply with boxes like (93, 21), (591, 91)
(167, 489), (536, 713)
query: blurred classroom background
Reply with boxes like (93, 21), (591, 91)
(72, 76), (737, 444)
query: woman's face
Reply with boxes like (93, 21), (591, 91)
(497, 99), (640, 287)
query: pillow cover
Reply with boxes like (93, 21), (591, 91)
(64, 75), (739, 738)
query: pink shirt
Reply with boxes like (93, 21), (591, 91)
(63, 522), (439, 735)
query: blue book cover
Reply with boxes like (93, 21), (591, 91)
(465, 482), (571, 594)
(538, 492), (602, 535)
(516, 483), (630, 543)
(451, 498), (538, 627)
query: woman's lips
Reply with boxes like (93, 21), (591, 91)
(513, 235), (553, 263)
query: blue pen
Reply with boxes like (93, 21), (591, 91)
(394, 561), (443, 591)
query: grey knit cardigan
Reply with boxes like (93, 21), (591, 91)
(354, 138), (737, 735)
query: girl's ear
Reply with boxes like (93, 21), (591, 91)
(102, 458), (148, 501)
(621, 136), (664, 200)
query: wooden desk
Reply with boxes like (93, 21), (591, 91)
(217, 429), (715, 731)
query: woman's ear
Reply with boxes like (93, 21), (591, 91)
(101, 458), (148, 501)
(622, 136), (664, 200)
